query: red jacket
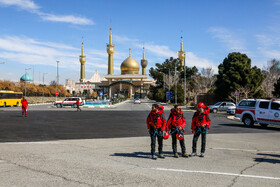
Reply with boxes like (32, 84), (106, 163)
(21, 100), (28, 108)
(167, 108), (186, 130)
(191, 111), (211, 131)
(76, 100), (80, 106)
(146, 110), (167, 131)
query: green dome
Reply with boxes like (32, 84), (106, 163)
(20, 74), (33, 82)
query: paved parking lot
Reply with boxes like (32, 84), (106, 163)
(0, 100), (279, 186)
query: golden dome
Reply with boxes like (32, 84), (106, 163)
(120, 49), (140, 75)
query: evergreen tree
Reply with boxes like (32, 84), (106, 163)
(273, 77), (280, 98)
(215, 52), (264, 100)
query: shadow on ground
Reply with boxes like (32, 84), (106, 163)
(110, 151), (176, 159)
(254, 153), (280, 164)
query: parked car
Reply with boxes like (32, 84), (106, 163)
(134, 98), (141, 104)
(54, 97), (84, 108)
(227, 106), (236, 115)
(235, 99), (280, 127)
(209, 101), (236, 113)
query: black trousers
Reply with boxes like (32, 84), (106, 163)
(77, 105), (81, 111)
(192, 130), (207, 153)
(171, 129), (186, 154)
(150, 129), (163, 155)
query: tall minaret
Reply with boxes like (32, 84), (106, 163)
(178, 36), (186, 72)
(107, 28), (115, 75)
(80, 41), (86, 82)
(141, 47), (148, 75)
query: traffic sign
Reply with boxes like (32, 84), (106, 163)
(166, 91), (173, 101)
(56, 92), (59, 96)
(99, 92), (103, 97)
(234, 90), (239, 96)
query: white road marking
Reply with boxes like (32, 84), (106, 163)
(211, 147), (280, 153)
(153, 168), (280, 180)
(0, 141), (61, 145)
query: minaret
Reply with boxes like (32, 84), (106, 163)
(178, 36), (186, 72)
(107, 28), (115, 75)
(79, 41), (86, 82)
(141, 47), (148, 75)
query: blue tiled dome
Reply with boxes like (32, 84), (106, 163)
(20, 74), (33, 81)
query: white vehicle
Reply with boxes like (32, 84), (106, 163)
(227, 106), (236, 115)
(235, 99), (280, 127)
(209, 101), (236, 113)
(134, 98), (141, 104)
(54, 97), (83, 108)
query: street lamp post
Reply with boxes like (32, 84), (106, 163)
(184, 56), (186, 106)
(175, 62), (177, 104)
(42, 73), (48, 103)
(24, 68), (31, 98)
(56, 61), (59, 101)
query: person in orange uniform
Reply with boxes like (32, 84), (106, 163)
(167, 105), (188, 158)
(21, 97), (28, 117)
(190, 102), (211, 157)
(146, 104), (167, 160)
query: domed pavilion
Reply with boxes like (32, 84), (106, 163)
(96, 29), (153, 99)
(20, 74), (33, 82)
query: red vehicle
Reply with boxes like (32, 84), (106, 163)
(54, 97), (83, 108)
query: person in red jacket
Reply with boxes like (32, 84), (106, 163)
(21, 97), (28, 117)
(76, 98), (81, 112)
(167, 105), (188, 158)
(146, 104), (167, 160)
(190, 102), (211, 157)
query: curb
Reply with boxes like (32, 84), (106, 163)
(29, 103), (53, 106)
(82, 105), (115, 108)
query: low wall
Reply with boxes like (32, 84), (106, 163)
(25, 96), (66, 104)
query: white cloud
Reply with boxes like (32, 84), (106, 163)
(208, 27), (246, 51)
(136, 43), (177, 58)
(255, 34), (280, 59)
(185, 52), (218, 73)
(0, 0), (94, 25)
(114, 35), (139, 44)
(40, 13), (94, 25)
(0, 0), (39, 12)
(0, 35), (79, 68)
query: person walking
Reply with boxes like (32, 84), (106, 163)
(21, 97), (28, 117)
(76, 98), (81, 112)
(190, 102), (211, 157)
(167, 105), (188, 158)
(146, 104), (167, 160)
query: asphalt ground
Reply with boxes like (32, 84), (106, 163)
(0, 100), (280, 186)
(1, 108), (280, 142)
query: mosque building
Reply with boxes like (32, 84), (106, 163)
(66, 28), (154, 99)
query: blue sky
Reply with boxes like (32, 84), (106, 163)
(0, 0), (280, 84)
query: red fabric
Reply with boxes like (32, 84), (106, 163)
(167, 108), (186, 130)
(22, 108), (27, 116)
(191, 111), (211, 131)
(76, 100), (80, 106)
(146, 110), (167, 131)
(21, 100), (28, 108)
(205, 106), (210, 115)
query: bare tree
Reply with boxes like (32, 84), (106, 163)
(200, 67), (217, 93)
(163, 72), (179, 91)
(261, 59), (280, 98)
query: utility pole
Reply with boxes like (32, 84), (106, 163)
(184, 56), (186, 106)
(24, 68), (31, 98)
(56, 61), (59, 101)
(42, 73), (48, 103)
(175, 63), (177, 104)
